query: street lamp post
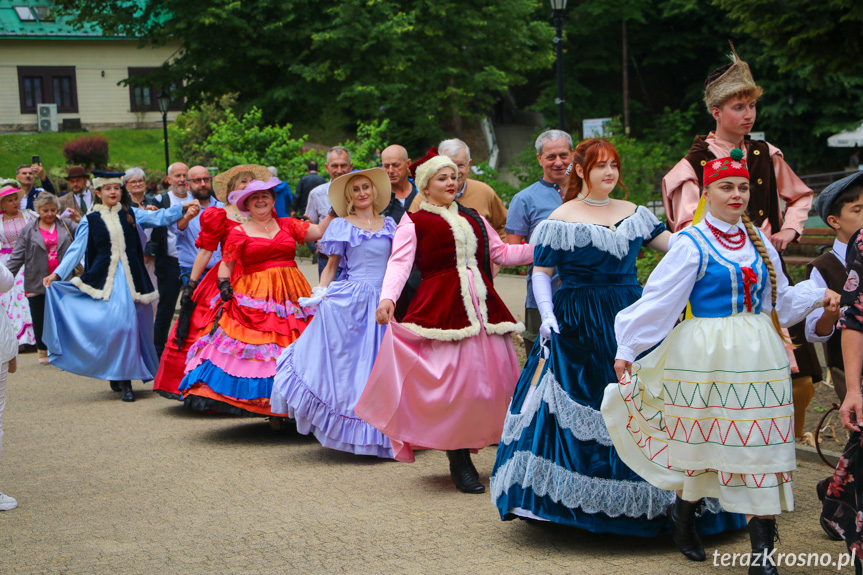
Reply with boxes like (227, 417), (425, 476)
(156, 88), (171, 173)
(550, 0), (568, 131)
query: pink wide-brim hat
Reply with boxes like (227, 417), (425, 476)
(227, 177), (281, 214)
(0, 186), (24, 202)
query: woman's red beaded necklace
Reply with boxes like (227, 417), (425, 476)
(705, 219), (746, 250)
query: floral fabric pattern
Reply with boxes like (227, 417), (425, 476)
(840, 228), (863, 333)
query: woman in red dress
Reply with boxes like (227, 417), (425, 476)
(178, 177), (332, 416)
(153, 164), (271, 400)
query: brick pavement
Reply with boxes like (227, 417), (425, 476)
(0, 263), (853, 574)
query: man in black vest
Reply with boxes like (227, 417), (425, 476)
(291, 161), (326, 218)
(806, 172), (863, 402)
(661, 45), (821, 440)
(380, 145), (417, 224)
(150, 162), (197, 359)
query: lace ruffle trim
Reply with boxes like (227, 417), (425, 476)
(529, 206), (661, 259)
(208, 293), (317, 319)
(318, 217), (396, 254)
(187, 326), (282, 362)
(500, 368), (613, 446)
(491, 451), (728, 520)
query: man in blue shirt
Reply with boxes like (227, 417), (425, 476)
(505, 129), (572, 351)
(174, 165), (221, 285)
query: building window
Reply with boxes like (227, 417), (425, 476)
(17, 66), (78, 114)
(127, 68), (183, 112)
(13, 6), (36, 21)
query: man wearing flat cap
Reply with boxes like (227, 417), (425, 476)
(804, 172), (863, 401)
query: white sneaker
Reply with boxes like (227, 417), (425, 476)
(0, 492), (17, 511)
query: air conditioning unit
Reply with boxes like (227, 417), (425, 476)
(37, 104), (58, 132)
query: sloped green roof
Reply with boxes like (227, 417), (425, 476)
(0, 0), (134, 39)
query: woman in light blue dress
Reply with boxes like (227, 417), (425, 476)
(271, 168), (395, 457)
(42, 172), (197, 402)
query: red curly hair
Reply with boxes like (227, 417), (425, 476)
(563, 138), (627, 203)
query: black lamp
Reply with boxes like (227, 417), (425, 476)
(157, 89), (171, 173)
(550, 0), (568, 130)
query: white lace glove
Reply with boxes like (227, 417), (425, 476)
(298, 285), (328, 307)
(532, 271), (559, 342)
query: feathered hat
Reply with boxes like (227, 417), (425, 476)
(703, 42), (763, 113)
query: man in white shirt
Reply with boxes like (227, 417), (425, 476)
(305, 146), (353, 277)
(152, 162), (195, 359)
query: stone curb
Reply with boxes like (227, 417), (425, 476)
(796, 443), (841, 467)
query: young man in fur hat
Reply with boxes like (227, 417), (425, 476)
(662, 45), (821, 442)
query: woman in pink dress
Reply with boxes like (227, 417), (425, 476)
(355, 153), (534, 494)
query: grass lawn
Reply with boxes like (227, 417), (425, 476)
(0, 129), (170, 180)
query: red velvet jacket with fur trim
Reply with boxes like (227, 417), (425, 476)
(383, 202), (524, 342)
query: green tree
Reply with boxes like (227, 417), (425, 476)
(716, 0), (863, 82)
(54, 0), (554, 150)
(197, 106), (388, 185)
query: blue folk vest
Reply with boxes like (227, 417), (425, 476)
(680, 226), (770, 318)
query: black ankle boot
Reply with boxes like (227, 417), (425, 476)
(748, 517), (779, 575)
(668, 496), (706, 561)
(120, 381), (135, 402)
(109, 380), (121, 392)
(446, 450), (484, 494)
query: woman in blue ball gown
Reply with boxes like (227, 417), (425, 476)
(271, 168), (395, 458)
(42, 172), (195, 402)
(490, 139), (745, 536)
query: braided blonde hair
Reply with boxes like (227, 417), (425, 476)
(740, 213), (792, 344)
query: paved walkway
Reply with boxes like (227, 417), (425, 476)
(0, 263), (853, 574)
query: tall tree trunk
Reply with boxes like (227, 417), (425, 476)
(449, 77), (463, 138)
(622, 19), (630, 137)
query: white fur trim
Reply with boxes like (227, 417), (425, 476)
(405, 202), (521, 341)
(92, 177), (122, 189)
(80, 204), (158, 304)
(401, 322), (480, 341)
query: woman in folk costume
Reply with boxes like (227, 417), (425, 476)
(601, 150), (839, 574)
(354, 153), (534, 493)
(42, 172), (192, 402)
(490, 139), (743, 535)
(662, 44), (821, 442)
(0, 182), (37, 349)
(179, 178), (332, 418)
(153, 164), (271, 400)
(271, 168), (396, 458)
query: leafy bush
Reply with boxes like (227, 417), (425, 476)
(62, 135), (109, 169)
(197, 105), (389, 186)
(471, 164), (521, 206)
(171, 93), (238, 168)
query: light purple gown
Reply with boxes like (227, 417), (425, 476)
(270, 217), (395, 458)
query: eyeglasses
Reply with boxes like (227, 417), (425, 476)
(188, 177), (211, 184)
(127, 179), (145, 185)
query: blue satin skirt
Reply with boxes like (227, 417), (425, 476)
(44, 262), (159, 382)
(490, 283), (746, 536)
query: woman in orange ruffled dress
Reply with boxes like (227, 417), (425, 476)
(179, 177), (332, 416)
(153, 165), (270, 400)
